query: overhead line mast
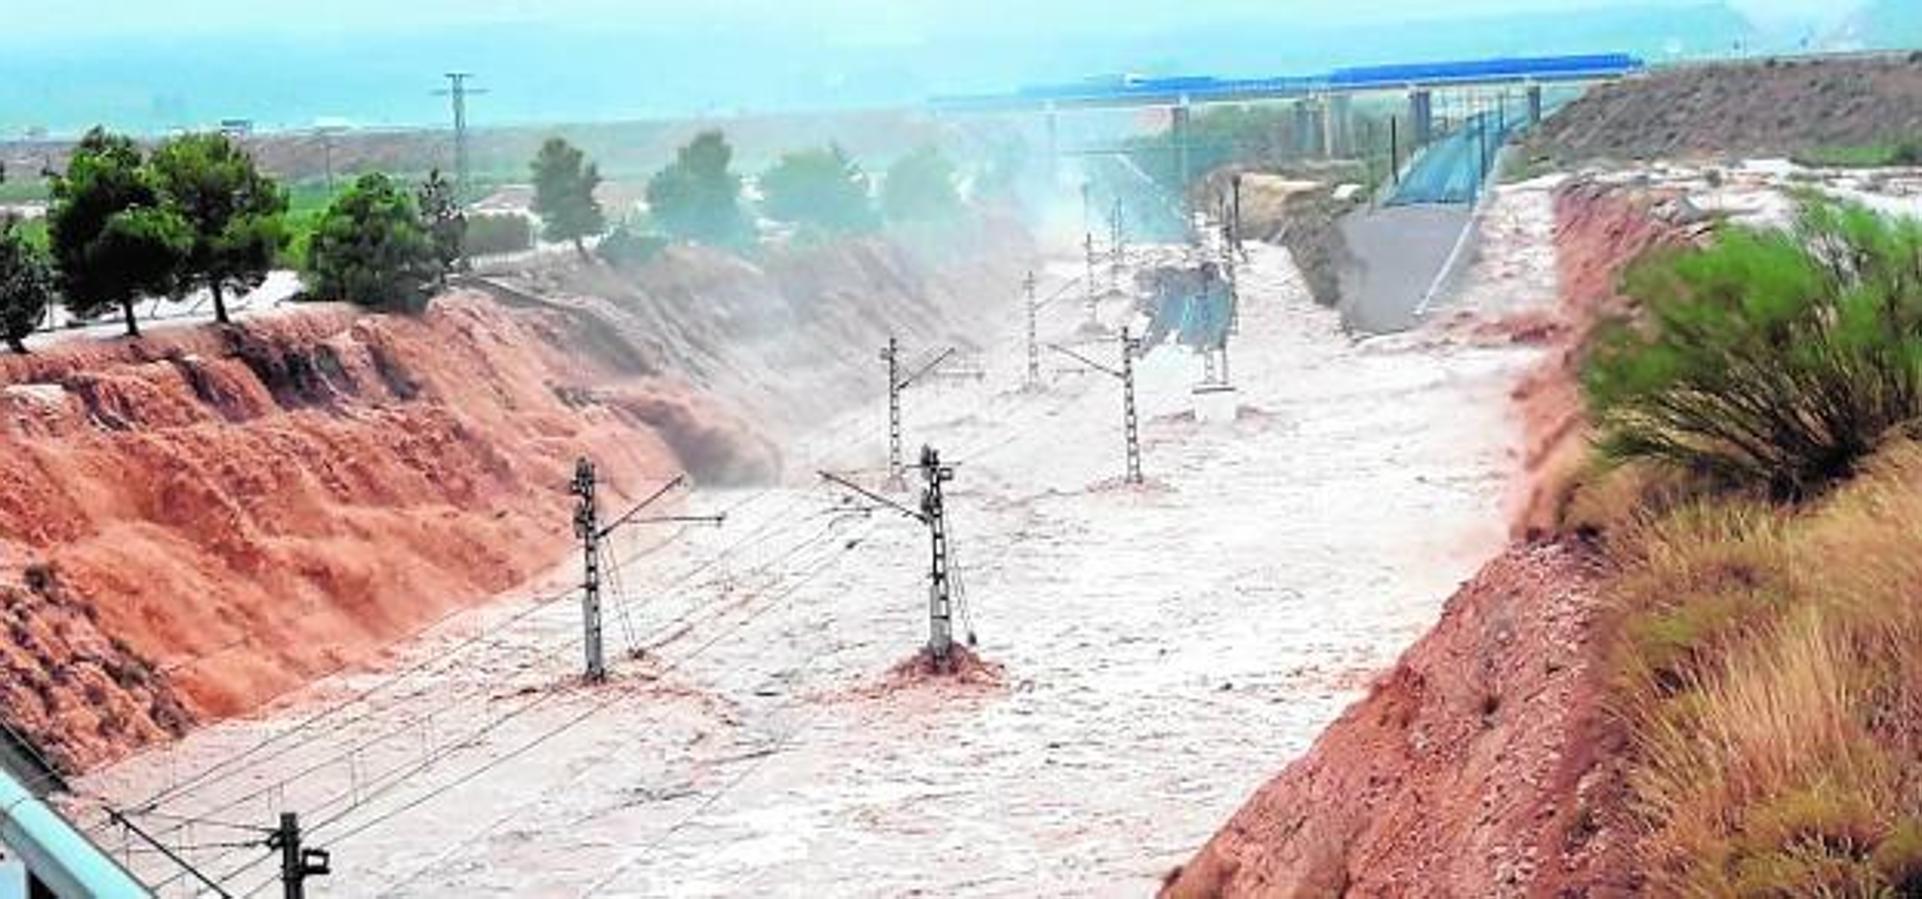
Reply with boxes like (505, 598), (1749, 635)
(432, 72), (487, 202)
(572, 462), (723, 682)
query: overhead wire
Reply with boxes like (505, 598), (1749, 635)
(305, 516), (876, 873)
(144, 487), (859, 889)
(114, 278), (1063, 894)
(197, 489), (864, 888)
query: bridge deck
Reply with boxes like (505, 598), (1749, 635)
(932, 53), (1643, 111)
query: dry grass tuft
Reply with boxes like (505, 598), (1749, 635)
(1608, 439), (1922, 898)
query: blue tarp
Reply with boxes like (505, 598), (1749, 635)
(1143, 269), (1233, 352)
(1387, 112), (1522, 206)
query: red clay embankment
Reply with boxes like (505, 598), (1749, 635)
(0, 297), (767, 772)
(1161, 181), (1699, 898)
(0, 221), (1029, 776)
(1510, 183), (1710, 538)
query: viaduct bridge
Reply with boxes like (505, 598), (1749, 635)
(932, 53), (1646, 185)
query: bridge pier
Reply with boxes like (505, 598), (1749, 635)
(1410, 89), (1434, 146)
(1527, 85), (1543, 126)
(1294, 99), (1322, 157)
(1324, 95), (1351, 157)
(1172, 102), (1192, 190)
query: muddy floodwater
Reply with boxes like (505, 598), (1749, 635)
(77, 228), (1546, 897)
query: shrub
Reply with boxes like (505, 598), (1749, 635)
(1892, 140), (1922, 168)
(303, 172), (437, 313)
(463, 213), (534, 257)
(1585, 198), (1922, 500)
(1873, 820), (1922, 894)
(758, 145), (878, 237)
(646, 130), (752, 248)
(597, 224), (667, 269)
(881, 146), (963, 224)
(0, 216), (54, 353)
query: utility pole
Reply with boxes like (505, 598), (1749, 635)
(1390, 116), (1400, 187)
(433, 73), (486, 203)
(316, 126), (345, 194)
(881, 337), (956, 491)
(1047, 328), (1144, 484)
(1231, 172), (1244, 256)
(820, 446), (963, 670)
(572, 457), (605, 682)
(882, 337), (903, 489)
(1083, 231), (1099, 324)
(1108, 199), (1126, 293)
(919, 445), (956, 667)
(1120, 327), (1142, 484)
(571, 464), (715, 682)
(269, 813), (329, 899)
(1023, 271), (1041, 389)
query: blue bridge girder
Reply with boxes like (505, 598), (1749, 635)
(930, 53), (1643, 112)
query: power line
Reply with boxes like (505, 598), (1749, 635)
(431, 73), (487, 203)
(250, 501), (855, 865)
(304, 521), (874, 873)
(117, 331), (951, 888)
(147, 486), (843, 877)
(130, 472), (832, 840)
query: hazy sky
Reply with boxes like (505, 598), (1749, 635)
(1, 0), (1870, 39)
(0, 0), (1888, 133)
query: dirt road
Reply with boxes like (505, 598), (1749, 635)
(75, 236), (1540, 897)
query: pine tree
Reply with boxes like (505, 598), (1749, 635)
(149, 131), (288, 325)
(530, 138), (605, 260)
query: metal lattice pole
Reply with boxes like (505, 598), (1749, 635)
(919, 446), (956, 666)
(1109, 200), (1125, 292)
(1084, 232), (1098, 318)
(1023, 272), (1041, 388)
(882, 337), (905, 490)
(435, 73), (476, 203)
(1121, 327), (1143, 484)
(271, 812), (329, 899)
(571, 458), (604, 682)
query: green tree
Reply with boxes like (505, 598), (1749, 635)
(304, 172), (438, 314)
(645, 130), (753, 247)
(530, 138), (604, 259)
(1585, 198), (1922, 499)
(149, 132), (288, 325)
(47, 128), (191, 338)
(0, 216), (54, 353)
(882, 146), (963, 224)
(758, 145), (878, 238)
(417, 168), (466, 283)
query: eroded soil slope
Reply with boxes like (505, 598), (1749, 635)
(1, 226), (1024, 775)
(1523, 55), (1922, 166)
(1161, 182), (1691, 899)
(0, 299), (743, 772)
(1159, 542), (1632, 899)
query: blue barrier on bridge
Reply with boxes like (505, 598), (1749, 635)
(1328, 53), (1643, 89)
(933, 53), (1644, 111)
